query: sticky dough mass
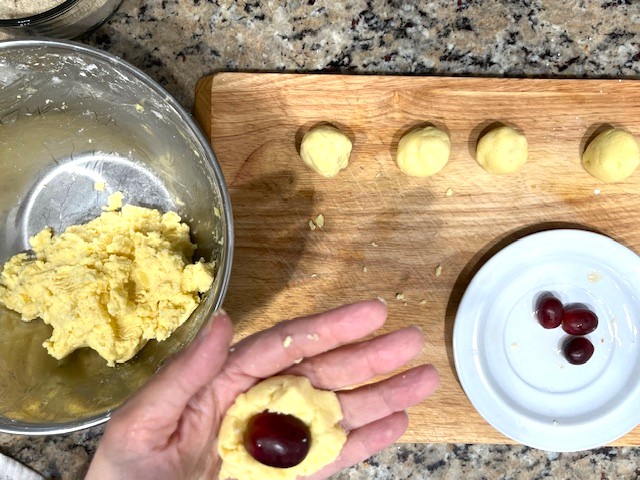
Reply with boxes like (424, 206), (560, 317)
(0, 198), (214, 366)
(218, 375), (347, 480)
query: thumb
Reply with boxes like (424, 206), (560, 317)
(114, 309), (234, 432)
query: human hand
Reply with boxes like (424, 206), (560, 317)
(86, 299), (440, 480)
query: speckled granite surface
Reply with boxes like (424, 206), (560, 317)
(2, 0), (640, 478)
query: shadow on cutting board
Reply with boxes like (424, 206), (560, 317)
(222, 170), (315, 329)
(443, 221), (604, 386)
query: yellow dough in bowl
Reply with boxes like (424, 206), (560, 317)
(396, 126), (451, 177)
(299, 125), (352, 177)
(218, 375), (347, 480)
(0, 193), (214, 366)
(475, 125), (528, 174)
(582, 128), (640, 183)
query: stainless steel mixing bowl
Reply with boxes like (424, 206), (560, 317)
(0, 39), (233, 434)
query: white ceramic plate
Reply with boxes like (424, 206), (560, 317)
(453, 229), (640, 452)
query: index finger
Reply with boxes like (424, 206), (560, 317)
(225, 299), (387, 382)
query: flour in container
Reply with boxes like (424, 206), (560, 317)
(0, 1), (67, 19)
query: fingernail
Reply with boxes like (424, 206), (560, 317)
(198, 308), (227, 340)
(214, 307), (227, 318)
(377, 296), (387, 305)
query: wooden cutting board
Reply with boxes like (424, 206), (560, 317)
(194, 72), (640, 446)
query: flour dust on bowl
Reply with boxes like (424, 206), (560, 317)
(0, 39), (233, 434)
(453, 229), (640, 452)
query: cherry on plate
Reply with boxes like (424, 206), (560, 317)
(244, 411), (311, 468)
(535, 295), (564, 329)
(561, 308), (598, 336)
(563, 336), (595, 365)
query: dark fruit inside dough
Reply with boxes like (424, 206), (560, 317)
(244, 411), (311, 468)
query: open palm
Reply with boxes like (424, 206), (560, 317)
(86, 300), (440, 480)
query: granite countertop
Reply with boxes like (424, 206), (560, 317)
(2, 0), (640, 478)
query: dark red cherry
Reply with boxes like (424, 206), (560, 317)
(244, 411), (311, 468)
(561, 308), (598, 336)
(536, 295), (564, 329)
(563, 336), (595, 365)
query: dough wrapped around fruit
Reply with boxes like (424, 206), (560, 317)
(218, 375), (346, 480)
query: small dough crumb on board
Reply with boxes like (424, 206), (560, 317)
(308, 214), (325, 230)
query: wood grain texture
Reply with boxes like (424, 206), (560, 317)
(194, 73), (640, 446)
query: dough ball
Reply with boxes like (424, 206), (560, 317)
(582, 128), (640, 183)
(475, 125), (528, 174)
(396, 126), (451, 177)
(299, 125), (352, 177)
(218, 375), (347, 480)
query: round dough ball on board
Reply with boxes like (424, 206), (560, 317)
(475, 125), (528, 174)
(582, 128), (640, 183)
(396, 126), (451, 177)
(299, 125), (352, 177)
